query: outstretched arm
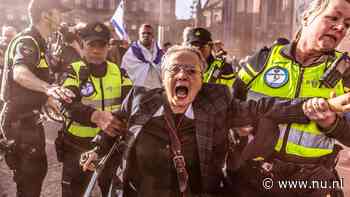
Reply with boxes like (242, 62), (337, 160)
(303, 94), (350, 146)
(229, 97), (309, 128)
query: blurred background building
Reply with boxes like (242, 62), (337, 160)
(202, 0), (295, 57)
(0, 0), (349, 58)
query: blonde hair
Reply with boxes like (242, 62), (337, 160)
(161, 45), (207, 74)
(295, 0), (331, 40)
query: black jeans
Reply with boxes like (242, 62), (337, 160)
(61, 135), (120, 197)
(5, 119), (48, 197)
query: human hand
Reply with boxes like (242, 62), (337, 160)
(303, 97), (336, 129)
(327, 92), (350, 113)
(80, 150), (99, 172)
(90, 111), (114, 130)
(46, 96), (62, 114)
(46, 85), (75, 103)
(236, 125), (254, 137)
(104, 117), (128, 137)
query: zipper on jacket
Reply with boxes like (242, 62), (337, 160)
(100, 78), (105, 111)
(280, 66), (305, 155)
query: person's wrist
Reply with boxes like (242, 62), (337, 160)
(90, 110), (100, 124)
(43, 83), (52, 95)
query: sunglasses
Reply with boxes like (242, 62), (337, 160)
(165, 64), (202, 76)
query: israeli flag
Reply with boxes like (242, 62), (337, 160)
(111, 0), (129, 40)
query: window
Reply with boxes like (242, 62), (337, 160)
(7, 14), (14, 20)
(144, 2), (150, 12)
(97, 0), (104, 9)
(131, 24), (137, 30)
(164, 1), (171, 14)
(252, 0), (261, 13)
(236, 0), (245, 13)
(86, 0), (93, 9)
(131, 1), (137, 12)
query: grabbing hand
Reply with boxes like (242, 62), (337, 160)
(236, 125), (254, 137)
(104, 117), (128, 137)
(303, 97), (336, 129)
(46, 96), (62, 114)
(90, 111), (114, 130)
(327, 92), (350, 112)
(303, 92), (350, 128)
(80, 150), (98, 172)
(46, 85), (75, 103)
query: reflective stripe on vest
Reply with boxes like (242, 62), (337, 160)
(64, 61), (123, 137)
(204, 59), (235, 87)
(246, 45), (344, 158)
(5, 35), (47, 68)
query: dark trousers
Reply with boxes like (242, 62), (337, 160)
(4, 119), (48, 197)
(61, 136), (119, 197)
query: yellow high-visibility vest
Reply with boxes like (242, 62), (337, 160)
(63, 61), (132, 137)
(238, 44), (344, 158)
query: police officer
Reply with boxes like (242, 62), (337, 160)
(60, 22), (132, 197)
(0, 0), (74, 196)
(183, 27), (236, 88)
(233, 0), (350, 196)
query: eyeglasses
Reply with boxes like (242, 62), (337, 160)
(165, 64), (202, 76)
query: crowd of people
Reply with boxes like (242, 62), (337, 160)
(1, 0), (350, 197)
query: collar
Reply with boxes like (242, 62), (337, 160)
(280, 41), (336, 66)
(207, 54), (215, 66)
(153, 103), (195, 119)
(84, 60), (108, 78)
(27, 26), (46, 52)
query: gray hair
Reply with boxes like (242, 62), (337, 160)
(161, 45), (207, 75)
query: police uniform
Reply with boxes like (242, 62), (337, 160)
(185, 28), (236, 88)
(232, 41), (350, 196)
(1, 25), (51, 197)
(59, 22), (132, 197)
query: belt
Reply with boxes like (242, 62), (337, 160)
(63, 131), (94, 152)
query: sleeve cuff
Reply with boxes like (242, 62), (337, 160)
(320, 115), (340, 134)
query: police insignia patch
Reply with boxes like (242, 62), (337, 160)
(80, 82), (95, 97)
(195, 31), (201, 36)
(264, 66), (289, 88)
(94, 25), (103, 33)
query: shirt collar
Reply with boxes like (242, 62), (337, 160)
(280, 41), (336, 66)
(153, 103), (194, 119)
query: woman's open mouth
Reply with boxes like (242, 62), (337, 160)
(175, 85), (189, 99)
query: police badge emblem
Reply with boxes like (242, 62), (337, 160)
(264, 66), (289, 88)
(80, 81), (95, 97)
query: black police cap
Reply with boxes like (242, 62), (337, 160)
(185, 27), (212, 46)
(79, 22), (111, 43)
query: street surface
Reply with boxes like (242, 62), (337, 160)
(0, 122), (100, 197)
